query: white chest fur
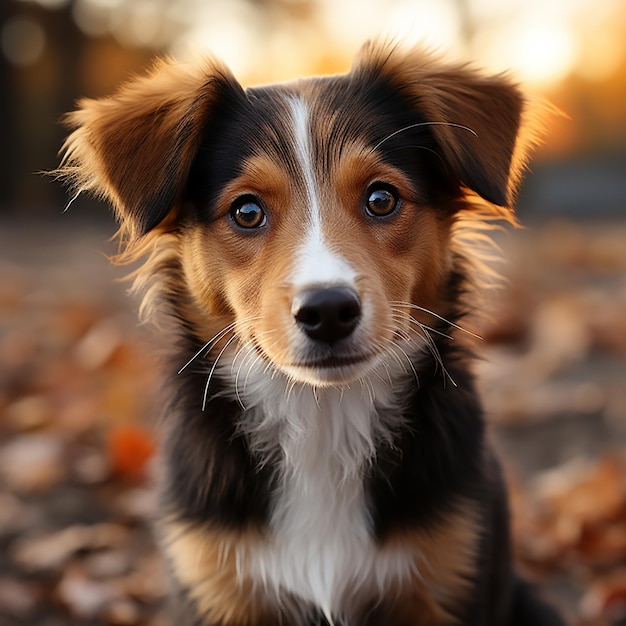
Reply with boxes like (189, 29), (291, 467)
(226, 359), (416, 623)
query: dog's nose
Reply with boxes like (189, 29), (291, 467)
(292, 286), (361, 345)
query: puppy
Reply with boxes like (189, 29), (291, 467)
(59, 42), (564, 626)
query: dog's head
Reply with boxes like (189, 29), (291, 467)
(60, 42), (533, 388)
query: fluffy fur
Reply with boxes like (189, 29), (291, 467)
(59, 41), (564, 625)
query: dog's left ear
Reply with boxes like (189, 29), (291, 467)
(59, 58), (242, 238)
(356, 43), (532, 207)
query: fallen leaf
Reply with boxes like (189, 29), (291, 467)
(57, 563), (121, 620)
(107, 424), (156, 479)
(11, 524), (131, 573)
(581, 572), (626, 621)
(0, 434), (66, 493)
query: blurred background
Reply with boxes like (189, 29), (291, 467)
(0, 0), (625, 624)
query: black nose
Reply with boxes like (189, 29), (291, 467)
(293, 286), (361, 345)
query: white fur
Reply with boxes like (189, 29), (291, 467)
(219, 350), (419, 624)
(287, 96), (357, 290)
(283, 95), (366, 387)
(208, 96), (426, 623)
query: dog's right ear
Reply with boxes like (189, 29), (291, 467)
(59, 58), (243, 238)
(354, 42), (538, 210)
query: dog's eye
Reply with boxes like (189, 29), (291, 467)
(230, 196), (267, 229)
(365, 184), (399, 218)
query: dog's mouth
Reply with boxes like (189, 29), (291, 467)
(247, 333), (380, 386)
(293, 354), (371, 369)
(281, 350), (380, 386)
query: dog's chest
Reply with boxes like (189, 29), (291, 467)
(237, 375), (415, 621)
(248, 464), (376, 619)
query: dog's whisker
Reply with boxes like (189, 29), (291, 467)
(285, 379), (299, 402)
(373, 333), (420, 388)
(390, 301), (482, 340)
(178, 324), (235, 375)
(391, 310), (456, 344)
(357, 376), (375, 404)
(232, 329), (278, 381)
(202, 334), (240, 411)
(258, 341), (287, 378)
(182, 317), (265, 399)
(379, 144), (448, 169)
(370, 121), (477, 154)
(369, 350), (393, 388)
(412, 324), (457, 388)
(243, 350), (268, 397)
(231, 344), (252, 374)
(416, 323), (454, 341)
(312, 386), (321, 409)
(385, 318), (415, 344)
(241, 336), (289, 398)
(406, 319), (445, 368)
(388, 342), (421, 388)
(234, 348), (257, 392)
(232, 342), (261, 410)
(332, 385), (345, 407)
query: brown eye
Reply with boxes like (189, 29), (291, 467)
(230, 196), (267, 229)
(366, 184), (399, 218)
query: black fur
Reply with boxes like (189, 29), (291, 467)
(161, 373), (274, 527)
(157, 69), (563, 626)
(184, 73), (462, 232)
(161, 304), (565, 625)
(163, 334), (564, 625)
(61, 44), (561, 626)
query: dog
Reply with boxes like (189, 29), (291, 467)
(59, 41), (564, 626)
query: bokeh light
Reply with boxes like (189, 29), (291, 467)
(2, 16), (46, 66)
(3, 0), (626, 213)
(1, 3), (626, 625)
(12, 0), (626, 87)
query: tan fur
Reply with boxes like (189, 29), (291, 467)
(170, 135), (456, 375)
(60, 57), (238, 239)
(56, 41), (546, 626)
(374, 503), (481, 625)
(352, 41), (537, 206)
(57, 44), (538, 320)
(162, 502), (480, 626)
(161, 521), (280, 626)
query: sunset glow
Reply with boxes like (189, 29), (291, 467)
(13, 0), (626, 90)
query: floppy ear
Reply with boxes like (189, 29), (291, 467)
(356, 43), (531, 207)
(60, 58), (242, 238)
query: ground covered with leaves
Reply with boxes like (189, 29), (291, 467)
(0, 217), (625, 625)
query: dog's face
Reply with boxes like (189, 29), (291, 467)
(181, 78), (458, 387)
(61, 43), (527, 387)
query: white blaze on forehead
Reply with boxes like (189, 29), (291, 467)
(287, 96), (357, 288)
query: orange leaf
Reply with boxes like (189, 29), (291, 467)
(106, 425), (156, 479)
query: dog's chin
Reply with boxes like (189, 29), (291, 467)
(281, 354), (378, 387)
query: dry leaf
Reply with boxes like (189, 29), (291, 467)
(107, 424), (156, 479)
